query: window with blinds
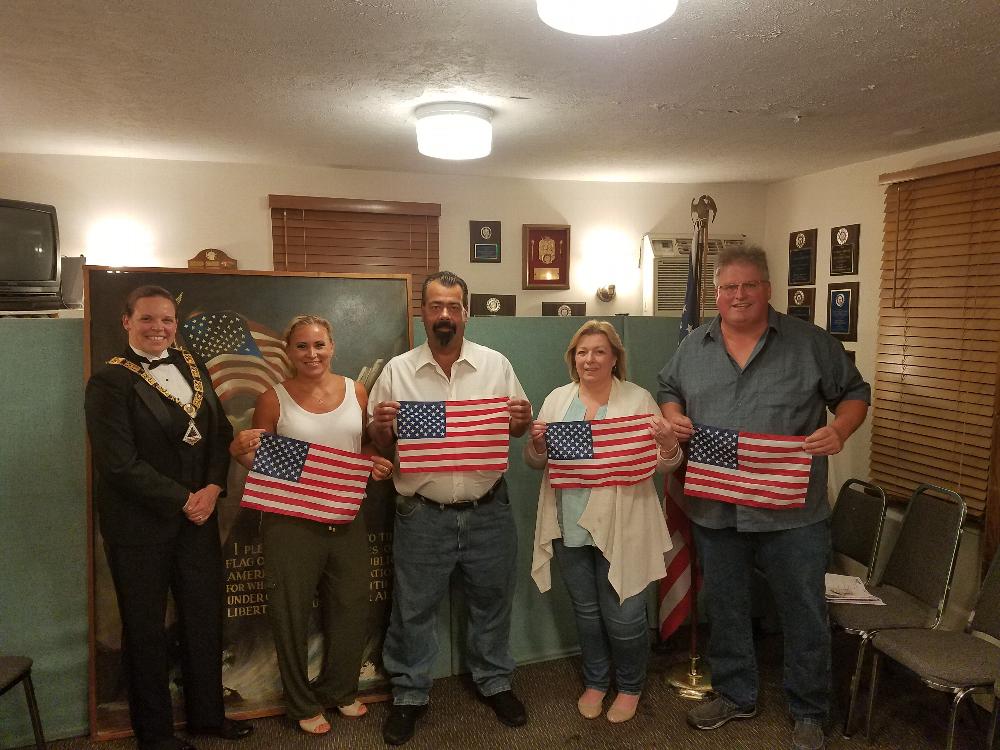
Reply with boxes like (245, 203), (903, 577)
(871, 153), (1000, 521)
(269, 195), (441, 315)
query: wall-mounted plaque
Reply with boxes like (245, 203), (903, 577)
(844, 349), (856, 364)
(786, 287), (815, 323)
(470, 292), (516, 317)
(470, 221), (501, 263)
(788, 229), (817, 286)
(830, 224), (860, 276)
(523, 224), (570, 290)
(188, 248), (237, 269)
(827, 281), (859, 342)
(542, 301), (587, 317)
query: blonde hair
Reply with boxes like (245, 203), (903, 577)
(282, 315), (334, 345)
(564, 319), (626, 382)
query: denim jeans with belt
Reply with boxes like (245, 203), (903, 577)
(692, 519), (831, 721)
(552, 540), (649, 695)
(382, 482), (517, 706)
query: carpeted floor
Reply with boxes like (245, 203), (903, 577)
(36, 630), (994, 750)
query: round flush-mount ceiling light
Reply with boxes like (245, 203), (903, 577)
(537, 0), (679, 36)
(414, 102), (494, 160)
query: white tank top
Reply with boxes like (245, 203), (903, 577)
(273, 379), (362, 452)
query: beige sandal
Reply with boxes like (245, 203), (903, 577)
(298, 714), (331, 734)
(337, 700), (368, 718)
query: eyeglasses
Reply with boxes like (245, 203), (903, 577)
(717, 280), (767, 295)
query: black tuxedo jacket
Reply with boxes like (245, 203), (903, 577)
(85, 349), (233, 546)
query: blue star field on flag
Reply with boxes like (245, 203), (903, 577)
(181, 311), (263, 361)
(250, 433), (310, 481)
(397, 401), (446, 439)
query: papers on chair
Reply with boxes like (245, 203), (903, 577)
(825, 573), (885, 605)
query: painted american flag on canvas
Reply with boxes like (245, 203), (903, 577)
(545, 414), (659, 489)
(240, 433), (373, 524)
(396, 397), (510, 473)
(684, 424), (813, 509)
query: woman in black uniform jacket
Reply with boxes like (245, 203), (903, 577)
(85, 285), (252, 750)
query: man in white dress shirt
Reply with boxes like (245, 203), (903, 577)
(368, 271), (532, 745)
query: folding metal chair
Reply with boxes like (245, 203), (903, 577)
(0, 654), (46, 749)
(830, 483), (965, 737)
(866, 548), (1000, 750)
(829, 478), (887, 585)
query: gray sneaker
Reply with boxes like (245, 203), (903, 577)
(792, 719), (825, 750)
(686, 696), (757, 730)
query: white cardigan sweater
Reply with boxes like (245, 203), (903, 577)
(525, 379), (682, 603)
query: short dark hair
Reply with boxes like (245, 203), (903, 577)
(421, 271), (469, 310)
(123, 285), (177, 317)
(714, 245), (770, 285)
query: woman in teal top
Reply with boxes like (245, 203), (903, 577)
(525, 320), (682, 724)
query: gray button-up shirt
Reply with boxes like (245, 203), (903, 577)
(657, 306), (871, 531)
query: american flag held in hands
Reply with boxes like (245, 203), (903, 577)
(545, 414), (659, 489)
(684, 424), (813, 509)
(240, 433), (373, 524)
(396, 397), (510, 473)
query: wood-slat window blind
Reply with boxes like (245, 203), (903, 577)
(269, 195), (441, 315)
(871, 156), (1000, 520)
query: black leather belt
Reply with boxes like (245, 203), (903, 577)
(415, 478), (504, 510)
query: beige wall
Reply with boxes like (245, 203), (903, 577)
(0, 153), (766, 315)
(763, 129), (1000, 621)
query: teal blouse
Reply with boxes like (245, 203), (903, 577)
(556, 395), (607, 547)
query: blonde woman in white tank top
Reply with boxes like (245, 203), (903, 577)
(230, 316), (392, 736)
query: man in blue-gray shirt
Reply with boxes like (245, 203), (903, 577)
(657, 246), (870, 750)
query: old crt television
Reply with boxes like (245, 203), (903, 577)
(0, 198), (61, 310)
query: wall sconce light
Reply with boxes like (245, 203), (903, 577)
(596, 284), (617, 302)
(414, 102), (494, 160)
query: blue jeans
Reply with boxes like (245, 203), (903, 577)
(692, 520), (830, 721)
(383, 483), (517, 705)
(552, 540), (649, 695)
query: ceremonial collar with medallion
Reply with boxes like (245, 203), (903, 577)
(108, 348), (205, 418)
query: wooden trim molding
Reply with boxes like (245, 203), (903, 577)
(268, 194), (441, 217)
(879, 150), (1000, 185)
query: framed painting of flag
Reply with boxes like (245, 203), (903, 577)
(84, 267), (411, 737)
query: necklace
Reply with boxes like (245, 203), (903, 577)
(109, 348), (205, 445)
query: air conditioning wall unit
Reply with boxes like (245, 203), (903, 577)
(640, 233), (747, 317)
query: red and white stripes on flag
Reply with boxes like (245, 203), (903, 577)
(240, 433), (372, 524)
(544, 414), (659, 489)
(659, 471), (696, 639)
(684, 424), (813, 509)
(395, 397), (510, 473)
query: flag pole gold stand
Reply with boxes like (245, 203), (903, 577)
(667, 655), (712, 700)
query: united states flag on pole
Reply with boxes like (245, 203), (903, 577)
(396, 397), (510, 473)
(240, 433), (373, 524)
(180, 311), (293, 403)
(659, 223), (702, 639)
(545, 415), (658, 489)
(684, 424), (813, 509)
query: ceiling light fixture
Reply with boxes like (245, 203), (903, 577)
(537, 0), (678, 36)
(414, 102), (494, 160)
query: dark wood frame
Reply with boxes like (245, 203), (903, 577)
(522, 224), (571, 290)
(830, 224), (860, 276)
(826, 281), (859, 342)
(84, 266), (411, 739)
(469, 220), (501, 263)
(786, 287), (815, 323)
(788, 228), (817, 286)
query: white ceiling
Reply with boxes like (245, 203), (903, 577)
(3, 0), (999, 183)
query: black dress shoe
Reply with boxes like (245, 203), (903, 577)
(483, 690), (527, 727)
(187, 718), (254, 740)
(383, 703), (427, 746)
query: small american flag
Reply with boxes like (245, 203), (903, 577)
(180, 312), (293, 403)
(240, 433), (373, 524)
(396, 397), (510, 473)
(684, 424), (813, 509)
(545, 414), (659, 489)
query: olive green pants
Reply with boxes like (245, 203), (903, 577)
(262, 513), (369, 720)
